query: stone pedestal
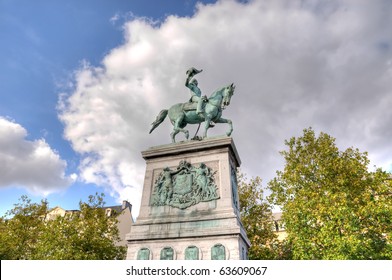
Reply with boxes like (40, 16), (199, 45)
(126, 136), (250, 260)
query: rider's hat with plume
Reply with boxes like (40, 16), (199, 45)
(186, 67), (203, 77)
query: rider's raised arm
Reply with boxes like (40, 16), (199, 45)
(185, 74), (192, 88)
(185, 67), (202, 87)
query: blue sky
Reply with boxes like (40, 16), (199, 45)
(0, 0), (217, 215)
(1, 0), (391, 218)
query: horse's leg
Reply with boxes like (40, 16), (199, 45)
(170, 128), (179, 143)
(214, 117), (233, 136)
(171, 114), (189, 143)
(178, 127), (189, 140)
(177, 113), (190, 140)
(203, 116), (211, 139)
(172, 127), (189, 141)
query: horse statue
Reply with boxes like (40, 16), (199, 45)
(149, 83), (236, 143)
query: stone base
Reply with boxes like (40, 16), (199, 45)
(127, 234), (249, 260)
(126, 136), (250, 260)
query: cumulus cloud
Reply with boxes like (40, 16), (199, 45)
(59, 0), (392, 217)
(0, 117), (73, 195)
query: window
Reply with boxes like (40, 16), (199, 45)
(137, 248), (150, 260)
(211, 244), (225, 260)
(160, 247), (174, 260)
(185, 246), (199, 260)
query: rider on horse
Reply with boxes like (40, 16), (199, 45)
(185, 67), (214, 127)
(185, 67), (206, 117)
(149, 67), (234, 142)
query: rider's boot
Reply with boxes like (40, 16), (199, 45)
(197, 96), (215, 127)
(196, 97), (205, 117)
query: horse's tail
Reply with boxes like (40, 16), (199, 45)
(149, 109), (168, 134)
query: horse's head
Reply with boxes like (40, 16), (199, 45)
(222, 83), (235, 109)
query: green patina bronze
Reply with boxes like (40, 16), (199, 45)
(151, 160), (219, 209)
(137, 248), (150, 260)
(149, 67), (236, 143)
(231, 166), (239, 210)
(160, 247), (174, 260)
(211, 244), (226, 260)
(185, 246), (199, 260)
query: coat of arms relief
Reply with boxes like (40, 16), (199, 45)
(151, 160), (220, 209)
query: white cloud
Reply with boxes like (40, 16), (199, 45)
(0, 117), (73, 195)
(59, 0), (392, 217)
(109, 13), (120, 25)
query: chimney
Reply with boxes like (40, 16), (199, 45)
(122, 200), (132, 211)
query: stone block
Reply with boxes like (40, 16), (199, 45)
(126, 136), (250, 260)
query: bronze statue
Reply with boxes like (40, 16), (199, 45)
(149, 67), (236, 143)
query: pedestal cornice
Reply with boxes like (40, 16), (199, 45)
(142, 136), (241, 166)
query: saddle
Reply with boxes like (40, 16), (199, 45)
(183, 96), (208, 112)
(183, 102), (198, 112)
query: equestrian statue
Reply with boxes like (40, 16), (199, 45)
(149, 67), (236, 143)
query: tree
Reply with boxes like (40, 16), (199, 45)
(0, 196), (48, 259)
(0, 193), (126, 260)
(268, 128), (392, 259)
(237, 173), (289, 259)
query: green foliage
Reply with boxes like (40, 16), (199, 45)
(0, 193), (126, 260)
(237, 173), (287, 259)
(268, 128), (392, 259)
(0, 196), (48, 259)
